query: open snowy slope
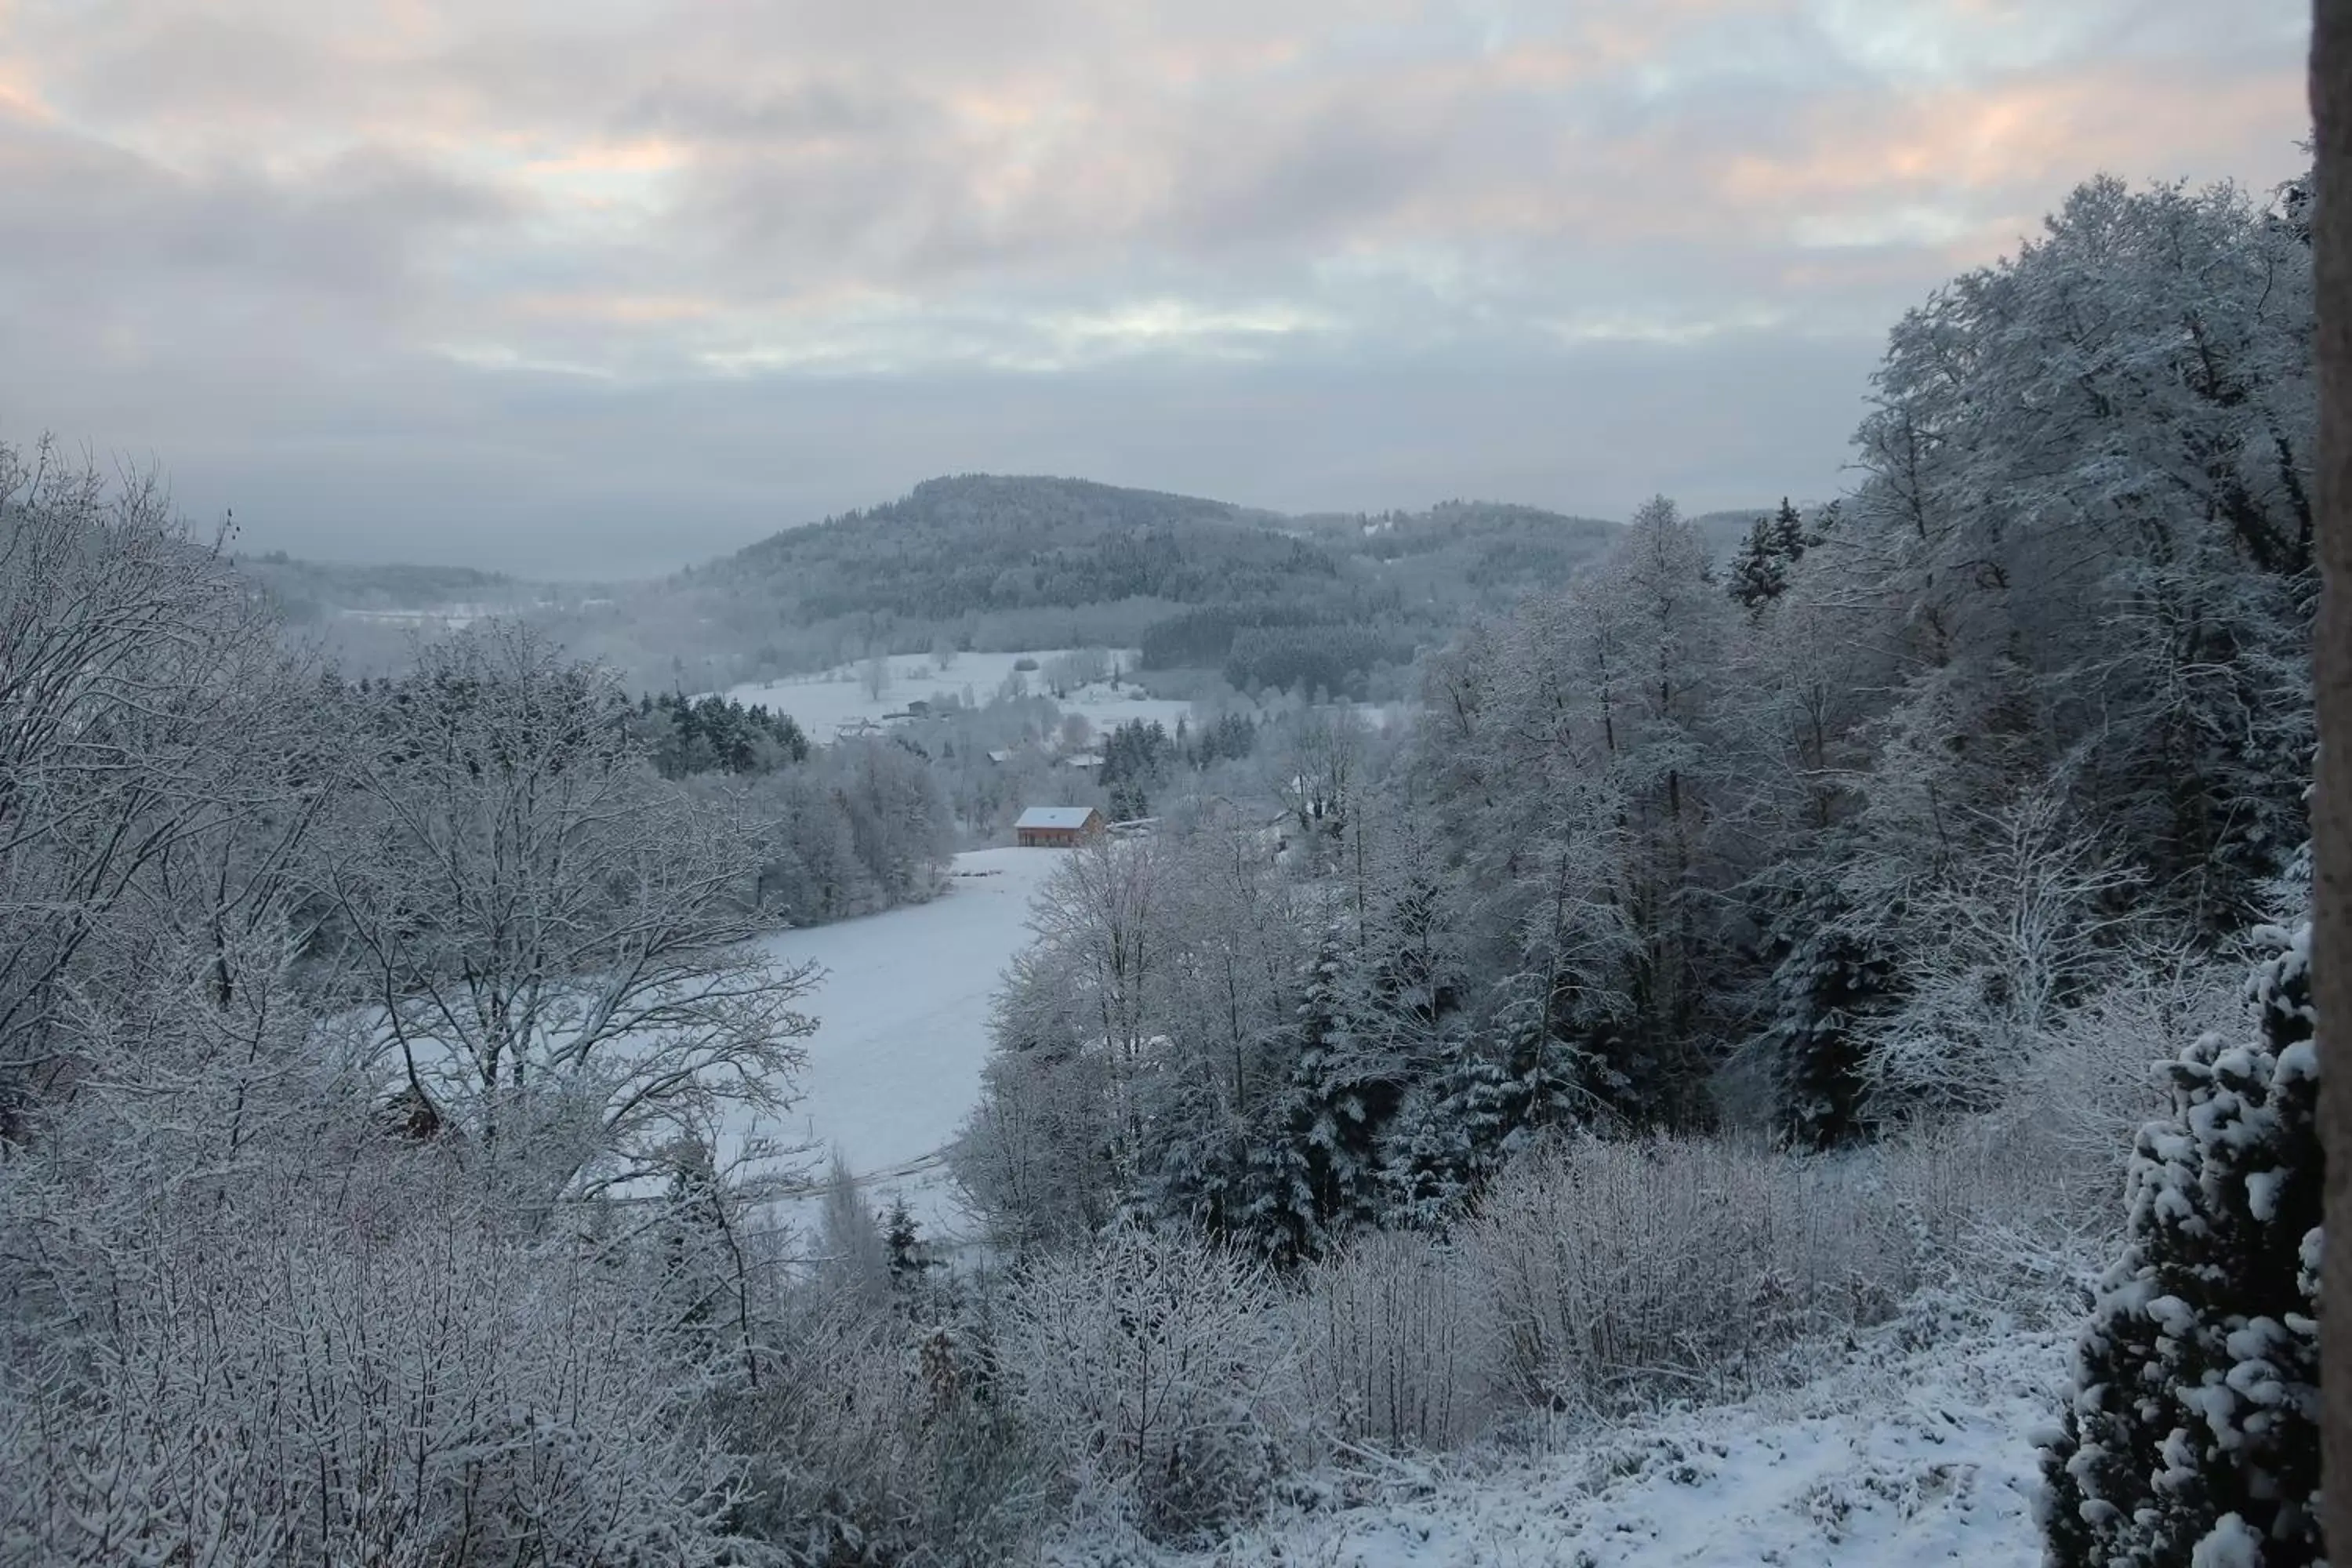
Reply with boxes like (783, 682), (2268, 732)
(722, 648), (1193, 739)
(741, 845), (1061, 1230)
(1110, 1318), (2063, 1568)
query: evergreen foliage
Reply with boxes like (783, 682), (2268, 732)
(636, 691), (810, 778)
(1242, 931), (1393, 1263)
(1726, 498), (1815, 614)
(1100, 719), (1171, 821)
(1758, 884), (1902, 1149)
(1380, 1040), (1516, 1225)
(2040, 924), (2322, 1567)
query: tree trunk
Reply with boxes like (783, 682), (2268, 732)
(2314, 2), (2352, 1553)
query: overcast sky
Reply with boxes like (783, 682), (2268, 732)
(0, 0), (2312, 577)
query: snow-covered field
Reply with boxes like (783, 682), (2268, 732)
(1102, 1317), (2062, 1568)
(723, 648), (1195, 739)
(741, 844), (1062, 1233)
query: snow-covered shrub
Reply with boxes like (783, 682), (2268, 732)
(0, 928), (768, 1565)
(2038, 924), (2321, 1568)
(1859, 795), (2140, 1120)
(1864, 1112), (2125, 1312)
(1464, 1134), (1898, 1414)
(1296, 1229), (1502, 1453)
(2004, 952), (2240, 1196)
(720, 1277), (1046, 1566)
(0, 1128), (750, 1565)
(1820, 951), (2238, 1319)
(1000, 1221), (1295, 1544)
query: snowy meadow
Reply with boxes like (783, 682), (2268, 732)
(724, 649), (1195, 742)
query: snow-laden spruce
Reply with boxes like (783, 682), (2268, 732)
(2039, 924), (2321, 1567)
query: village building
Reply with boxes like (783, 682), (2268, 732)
(1014, 805), (1103, 848)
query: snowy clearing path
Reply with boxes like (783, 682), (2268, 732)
(742, 844), (1058, 1233)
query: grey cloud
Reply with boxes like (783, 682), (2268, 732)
(0, 0), (2312, 575)
(1, 117), (518, 304)
(91, 328), (1877, 578)
(619, 77), (912, 146)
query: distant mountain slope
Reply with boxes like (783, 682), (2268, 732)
(621, 474), (1641, 695)
(234, 553), (528, 621)
(704, 474), (1341, 624)
(227, 552), (555, 676)
(241, 477), (1774, 696)
(1290, 499), (1624, 590)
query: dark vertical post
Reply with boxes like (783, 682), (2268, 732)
(2314, 3), (2352, 1552)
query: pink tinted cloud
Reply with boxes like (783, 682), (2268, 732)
(0, 0), (2314, 370)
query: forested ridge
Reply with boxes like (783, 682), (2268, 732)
(513, 475), (1639, 696)
(721, 474), (1315, 622)
(0, 162), (2326, 1567)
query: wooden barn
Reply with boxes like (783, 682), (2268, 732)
(1014, 805), (1103, 848)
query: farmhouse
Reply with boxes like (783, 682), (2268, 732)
(1014, 805), (1103, 848)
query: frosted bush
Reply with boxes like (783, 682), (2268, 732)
(1463, 1134), (1894, 1414)
(1295, 1229), (1502, 1453)
(1455, 1122), (2112, 1420)
(0, 1140), (748, 1566)
(1000, 1221), (1295, 1544)
(720, 1279), (1047, 1566)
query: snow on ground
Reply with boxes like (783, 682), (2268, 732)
(722, 649), (1195, 739)
(1087, 1316), (2064, 1568)
(735, 844), (1062, 1235)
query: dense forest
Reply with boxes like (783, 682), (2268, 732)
(0, 164), (2325, 1566)
(953, 169), (2324, 1557)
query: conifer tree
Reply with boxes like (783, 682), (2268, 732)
(2040, 924), (2322, 1567)
(1757, 886), (1900, 1149)
(1145, 1058), (1250, 1241)
(1240, 1062), (1323, 1265)
(1729, 518), (1791, 614)
(1240, 930), (1392, 1261)
(1768, 496), (1810, 562)
(884, 1195), (939, 1287)
(1381, 1036), (1515, 1224)
(1728, 499), (1813, 615)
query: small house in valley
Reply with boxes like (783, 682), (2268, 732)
(1014, 805), (1103, 848)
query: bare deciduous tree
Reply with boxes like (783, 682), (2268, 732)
(0, 438), (277, 1127)
(1859, 792), (2140, 1117)
(317, 622), (818, 1198)
(1003, 1221), (1294, 1542)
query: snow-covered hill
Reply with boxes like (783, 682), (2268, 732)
(1086, 1315), (2063, 1567)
